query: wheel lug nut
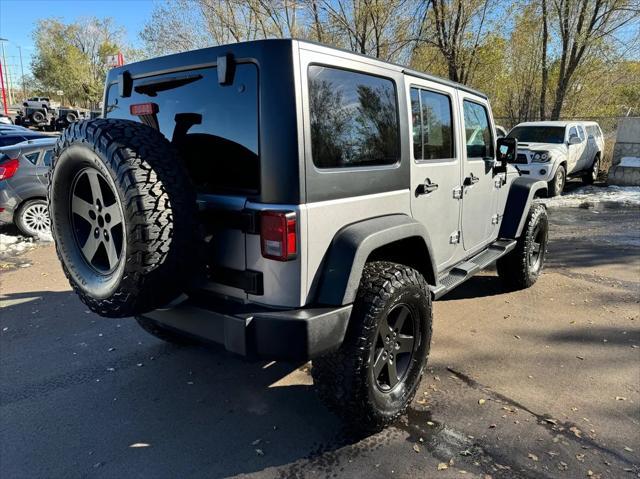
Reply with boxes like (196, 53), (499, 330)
(94, 228), (99, 238)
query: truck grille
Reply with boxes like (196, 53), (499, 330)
(511, 153), (529, 164)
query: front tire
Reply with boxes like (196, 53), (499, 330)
(497, 204), (548, 290)
(548, 165), (565, 197)
(312, 262), (432, 432)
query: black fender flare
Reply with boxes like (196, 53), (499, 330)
(499, 177), (547, 239)
(315, 214), (437, 306)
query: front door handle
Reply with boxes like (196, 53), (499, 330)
(464, 173), (479, 186)
(415, 178), (439, 197)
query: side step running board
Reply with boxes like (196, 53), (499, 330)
(430, 239), (517, 299)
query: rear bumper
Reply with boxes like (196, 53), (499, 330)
(139, 296), (352, 361)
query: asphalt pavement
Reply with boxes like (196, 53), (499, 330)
(1, 188), (639, 479)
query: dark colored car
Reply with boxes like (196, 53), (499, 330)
(54, 108), (84, 130)
(0, 130), (49, 148)
(0, 137), (56, 236)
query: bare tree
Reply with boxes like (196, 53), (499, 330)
(417, 0), (492, 84)
(549, 0), (640, 119)
(540, 0), (549, 119)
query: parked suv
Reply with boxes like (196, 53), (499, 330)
(48, 40), (548, 431)
(54, 107), (84, 130)
(22, 97), (52, 111)
(507, 121), (604, 196)
(0, 138), (56, 236)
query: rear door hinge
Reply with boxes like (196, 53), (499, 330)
(449, 231), (461, 244)
(452, 186), (463, 199)
(491, 213), (503, 225)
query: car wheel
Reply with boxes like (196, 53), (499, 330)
(48, 119), (198, 318)
(312, 261), (432, 432)
(497, 204), (548, 290)
(15, 199), (51, 237)
(582, 155), (599, 185)
(31, 111), (46, 124)
(548, 165), (565, 197)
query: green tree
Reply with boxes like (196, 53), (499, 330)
(31, 18), (126, 108)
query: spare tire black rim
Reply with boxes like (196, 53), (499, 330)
(70, 167), (124, 274)
(373, 303), (417, 392)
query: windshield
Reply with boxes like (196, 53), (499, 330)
(507, 126), (565, 144)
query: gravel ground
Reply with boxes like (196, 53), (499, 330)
(1, 183), (639, 479)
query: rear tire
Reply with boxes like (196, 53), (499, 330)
(15, 199), (51, 237)
(547, 165), (565, 197)
(48, 119), (198, 318)
(582, 155), (599, 185)
(497, 204), (548, 290)
(312, 261), (432, 432)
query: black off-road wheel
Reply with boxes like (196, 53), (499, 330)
(312, 262), (432, 432)
(497, 204), (548, 290)
(582, 155), (599, 185)
(48, 119), (197, 317)
(548, 164), (566, 197)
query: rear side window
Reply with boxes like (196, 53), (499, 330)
(577, 125), (585, 141)
(411, 87), (454, 160)
(308, 65), (399, 168)
(25, 152), (40, 165)
(463, 100), (493, 158)
(105, 64), (259, 194)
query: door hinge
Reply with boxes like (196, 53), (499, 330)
(449, 231), (461, 244)
(491, 213), (503, 225)
(452, 186), (463, 199)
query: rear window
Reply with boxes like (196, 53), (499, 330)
(308, 65), (399, 168)
(105, 64), (259, 194)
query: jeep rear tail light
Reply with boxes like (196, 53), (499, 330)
(260, 211), (297, 261)
(0, 158), (19, 181)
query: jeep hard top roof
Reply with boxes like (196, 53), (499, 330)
(105, 38), (488, 100)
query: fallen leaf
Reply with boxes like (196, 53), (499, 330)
(489, 424), (496, 429)
(413, 444), (421, 453)
(576, 453), (585, 462)
(255, 448), (264, 456)
(514, 335), (521, 340)
(478, 399), (486, 405)
(623, 446), (633, 452)
(251, 439), (261, 446)
(528, 453), (539, 461)
(576, 356), (585, 360)
(129, 443), (150, 448)
(437, 463), (448, 470)
(615, 396), (627, 401)
(569, 426), (583, 438)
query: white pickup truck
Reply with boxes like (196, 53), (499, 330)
(507, 121), (604, 196)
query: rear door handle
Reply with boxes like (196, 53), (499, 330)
(415, 178), (439, 197)
(464, 173), (479, 186)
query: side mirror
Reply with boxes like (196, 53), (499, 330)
(496, 137), (517, 166)
(568, 135), (581, 145)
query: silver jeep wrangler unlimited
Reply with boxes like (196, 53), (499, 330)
(48, 39), (548, 431)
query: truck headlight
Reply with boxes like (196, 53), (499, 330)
(532, 152), (551, 163)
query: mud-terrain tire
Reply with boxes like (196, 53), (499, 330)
(312, 261), (432, 432)
(48, 119), (197, 317)
(582, 155), (599, 185)
(497, 204), (548, 290)
(135, 316), (198, 345)
(66, 112), (78, 123)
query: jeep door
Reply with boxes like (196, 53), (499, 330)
(459, 95), (498, 253)
(406, 77), (462, 269)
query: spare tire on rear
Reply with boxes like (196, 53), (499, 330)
(48, 119), (197, 317)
